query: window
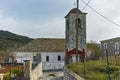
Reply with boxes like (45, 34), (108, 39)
(75, 18), (81, 28)
(104, 43), (107, 50)
(58, 55), (61, 61)
(33, 56), (37, 62)
(115, 42), (119, 50)
(46, 56), (49, 62)
(66, 20), (69, 28)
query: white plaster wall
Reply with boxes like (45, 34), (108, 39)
(14, 52), (39, 63)
(41, 52), (65, 70)
(14, 52), (65, 71)
(41, 52), (65, 62)
(42, 62), (65, 71)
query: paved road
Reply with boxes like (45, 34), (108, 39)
(39, 71), (63, 80)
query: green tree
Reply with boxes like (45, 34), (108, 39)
(87, 41), (103, 60)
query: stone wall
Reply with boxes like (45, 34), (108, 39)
(65, 10), (86, 51)
(100, 37), (120, 55)
(24, 60), (31, 80)
(24, 60), (42, 80)
(30, 62), (42, 80)
(63, 67), (85, 80)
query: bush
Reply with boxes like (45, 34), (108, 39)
(67, 60), (120, 80)
(3, 72), (11, 80)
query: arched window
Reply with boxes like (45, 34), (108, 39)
(66, 20), (69, 28)
(115, 42), (119, 50)
(75, 18), (81, 28)
(33, 56), (37, 62)
(104, 43), (107, 50)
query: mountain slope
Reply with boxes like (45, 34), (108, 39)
(0, 30), (34, 51)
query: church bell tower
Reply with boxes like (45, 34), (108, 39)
(65, 1), (87, 63)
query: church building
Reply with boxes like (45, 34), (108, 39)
(14, 5), (87, 71)
(65, 8), (87, 63)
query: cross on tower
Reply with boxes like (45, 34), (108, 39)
(77, 0), (79, 9)
(74, 0), (79, 8)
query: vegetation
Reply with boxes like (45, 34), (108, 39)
(3, 68), (22, 80)
(67, 60), (120, 80)
(3, 72), (11, 80)
(87, 41), (103, 60)
(0, 30), (34, 51)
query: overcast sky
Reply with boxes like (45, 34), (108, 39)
(0, 0), (120, 42)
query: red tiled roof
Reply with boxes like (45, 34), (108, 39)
(0, 65), (23, 74)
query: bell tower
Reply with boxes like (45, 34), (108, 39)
(65, 1), (87, 63)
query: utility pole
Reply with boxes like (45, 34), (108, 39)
(76, 0), (79, 62)
(106, 49), (111, 80)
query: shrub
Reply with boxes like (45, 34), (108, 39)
(67, 60), (120, 80)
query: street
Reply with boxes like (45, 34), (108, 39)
(39, 71), (63, 80)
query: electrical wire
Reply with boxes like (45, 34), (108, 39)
(81, 0), (120, 27)
(82, 0), (91, 10)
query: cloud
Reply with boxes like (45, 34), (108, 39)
(83, 0), (120, 42)
(0, 0), (68, 38)
(0, 0), (120, 42)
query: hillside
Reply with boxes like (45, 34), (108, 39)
(0, 30), (34, 51)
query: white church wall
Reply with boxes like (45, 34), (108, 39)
(41, 52), (65, 71)
(14, 52), (66, 71)
(41, 52), (65, 62)
(42, 62), (65, 71)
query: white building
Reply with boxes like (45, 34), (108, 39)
(14, 38), (65, 71)
(14, 52), (38, 63)
(41, 52), (65, 70)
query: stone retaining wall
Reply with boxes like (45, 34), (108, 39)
(30, 62), (42, 80)
(24, 60), (42, 80)
(63, 67), (85, 80)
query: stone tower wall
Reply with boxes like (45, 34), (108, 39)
(65, 13), (86, 51)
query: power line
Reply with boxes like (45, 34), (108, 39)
(82, 0), (91, 10)
(81, 0), (120, 27)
